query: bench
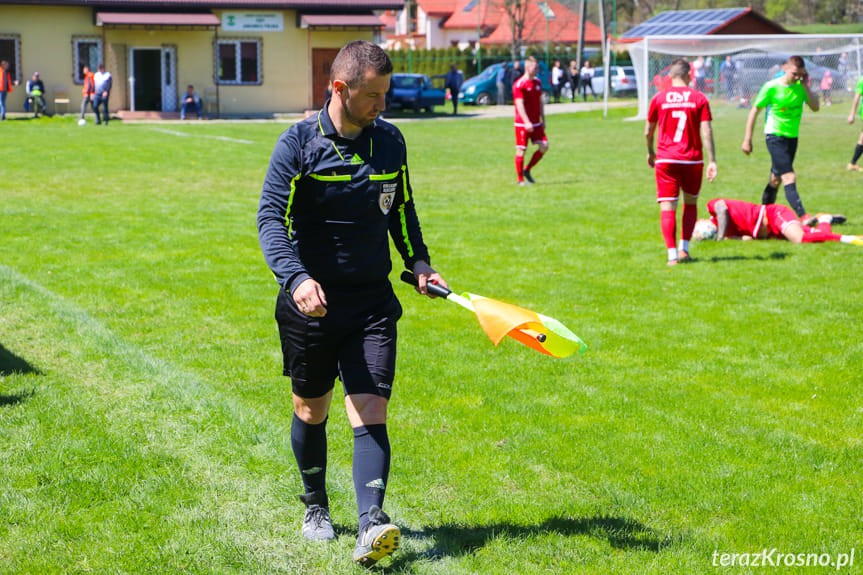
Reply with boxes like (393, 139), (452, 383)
(53, 87), (71, 115)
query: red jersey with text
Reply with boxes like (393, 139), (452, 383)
(513, 76), (543, 127)
(705, 198), (800, 239)
(648, 86), (712, 163)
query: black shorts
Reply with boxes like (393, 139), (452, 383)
(275, 284), (402, 400)
(765, 134), (798, 177)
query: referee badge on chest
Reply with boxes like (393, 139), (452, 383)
(379, 182), (397, 215)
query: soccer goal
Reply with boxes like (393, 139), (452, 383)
(625, 34), (863, 119)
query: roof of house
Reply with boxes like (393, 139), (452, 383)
(96, 11), (220, 25)
(468, 0), (605, 45)
(414, 0), (457, 18)
(378, 8), (397, 30)
(619, 7), (788, 40)
(441, 0), (503, 32)
(0, 0), (403, 9)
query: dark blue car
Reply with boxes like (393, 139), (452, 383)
(387, 73), (446, 113)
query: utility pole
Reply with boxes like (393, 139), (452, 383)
(405, 0), (413, 72)
(576, 0), (586, 67)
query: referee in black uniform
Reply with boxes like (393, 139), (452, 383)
(257, 40), (446, 568)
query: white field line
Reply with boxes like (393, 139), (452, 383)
(150, 127), (254, 145)
(0, 263), (420, 546)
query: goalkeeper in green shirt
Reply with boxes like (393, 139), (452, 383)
(742, 56), (819, 224)
(845, 75), (863, 171)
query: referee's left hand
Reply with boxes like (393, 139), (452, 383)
(412, 261), (447, 298)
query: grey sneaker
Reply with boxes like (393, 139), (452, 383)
(352, 506), (400, 568)
(299, 491), (335, 541)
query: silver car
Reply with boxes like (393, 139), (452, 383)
(562, 65), (637, 99)
(590, 66), (638, 96)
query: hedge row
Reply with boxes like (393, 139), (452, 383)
(388, 46), (633, 78)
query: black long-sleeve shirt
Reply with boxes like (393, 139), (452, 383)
(258, 105), (430, 294)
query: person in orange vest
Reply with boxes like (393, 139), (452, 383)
(80, 66), (95, 120)
(0, 60), (19, 121)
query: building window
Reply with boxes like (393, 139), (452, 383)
(0, 35), (21, 83)
(215, 39), (261, 85)
(73, 38), (102, 84)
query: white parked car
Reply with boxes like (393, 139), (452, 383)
(563, 66), (637, 98)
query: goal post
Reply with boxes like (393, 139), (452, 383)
(624, 34), (863, 120)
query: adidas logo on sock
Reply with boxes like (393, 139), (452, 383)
(365, 478), (386, 490)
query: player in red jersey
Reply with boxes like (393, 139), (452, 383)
(513, 57), (547, 185)
(645, 58), (717, 265)
(702, 198), (861, 245)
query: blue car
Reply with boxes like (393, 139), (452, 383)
(387, 73), (446, 113)
(458, 61), (551, 106)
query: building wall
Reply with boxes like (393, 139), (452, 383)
(0, 5), (95, 114)
(717, 16), (786, 35)
(0, 5), (375, 116)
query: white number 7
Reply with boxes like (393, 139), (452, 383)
(671, 110), (687, 142)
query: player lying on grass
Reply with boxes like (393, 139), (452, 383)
(695, 198), (862, 245)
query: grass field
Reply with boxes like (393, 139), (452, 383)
(1, 102), (861, 574)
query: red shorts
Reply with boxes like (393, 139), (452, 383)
(515, 124), (547, 149)
(654, 161), (704, 202)
(764, 204), (798, 237)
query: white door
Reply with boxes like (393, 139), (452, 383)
(161, 46), (177, 112)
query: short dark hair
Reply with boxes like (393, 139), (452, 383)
(786, 55), (806, 69)
(330, 41), (392, 89)
(669, 58), (691, 80)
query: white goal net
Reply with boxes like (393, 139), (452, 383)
(625, 34), (863, 119)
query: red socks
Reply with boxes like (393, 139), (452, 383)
(661, 211), (677, 249)
(682, 204), (698, 241)
(801, 225), (841, 243)
(526, 150), (544, 171)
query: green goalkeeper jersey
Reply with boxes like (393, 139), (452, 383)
(856, 76), (863, 118)
(753, 77), (809, 138)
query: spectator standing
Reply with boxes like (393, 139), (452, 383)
(504, 61), (521, 103)
(692, 56), (707, 93)
(837, 52), (848, 93)
(0, 60), (17, 121)
(92, 64), (112, 126)
(568, 60), (580, 102)
(720, 56), (736, 101)
(495, 64), (507, 105)
(820, 71), (833, 107)
(81, 66), (95, 120)
(551, 60), (564, 103)
(580, 61), (597, 101)
(444, 64), (464, 115)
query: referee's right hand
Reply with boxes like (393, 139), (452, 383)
(293, 278), (328, 317)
